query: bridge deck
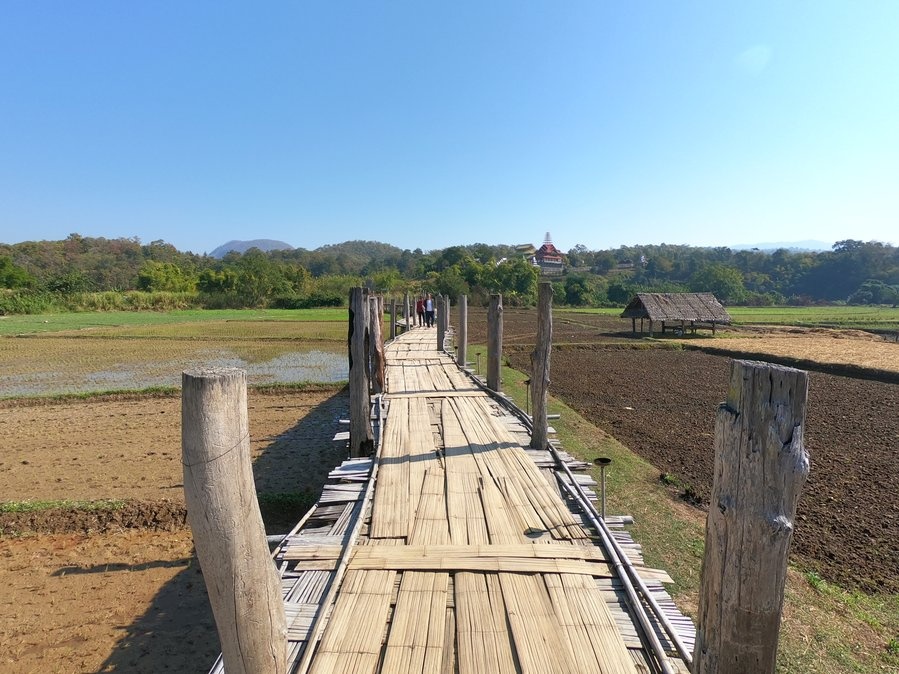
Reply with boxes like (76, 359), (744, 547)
(212, 328), (693, 673)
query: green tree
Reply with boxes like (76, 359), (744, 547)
(434, 265), (470, 299)
(137, 261), (196, 292)
(689, 264), (746, 304)
(563, 274), (592, 306)
(484, 257), (538, 305)
(0, 256), (35, 288)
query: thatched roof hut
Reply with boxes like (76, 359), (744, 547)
(621, 292), (732, 335)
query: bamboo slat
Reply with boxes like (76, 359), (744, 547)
(306, 569), (397, 674)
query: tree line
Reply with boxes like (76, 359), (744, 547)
(1, 234), (897, 314)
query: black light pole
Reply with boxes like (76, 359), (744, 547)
(594, 457), (612, 520)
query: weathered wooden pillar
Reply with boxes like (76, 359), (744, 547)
(436, 294), (445, 351)
(404, 292), (411, 332)
(348, 287), (373, 457)
(530, 282), (552, 449)
(487, 293), (503, 391)
(457, 294), (468, 368)
(390, 297), (397, 339)
(370, 294), (385, 394)
(443, 295), (451, 332)
(181, 368), (287, 674)
(693, 360), (810, 674)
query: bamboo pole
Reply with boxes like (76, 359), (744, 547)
(693, 360), (809, 674)
(457, 294), (468, 368)
(487, 293), (503, 392)
(348, 287), (373, 457)
(181, 367), (286, 674)
(530, 282), (552, 449)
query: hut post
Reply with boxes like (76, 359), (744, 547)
(390, 297), (397, 340)
(530, 282), (552, 449)
(181, 368), (287, 674)
(457, 294), (468, 368)
(631, 317), (636, 333)
(348, 287), (373, 457)
(487, 293), (504, 392)
(436, 294), (445, 351)
(693, 360), (809, 674)
(648, 319), (653, 336)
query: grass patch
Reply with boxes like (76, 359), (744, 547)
(0, 499), (126, 513)
(499, 361), (899, 673)
(0, 308), (348, 336)
(0, 381), (346, 405)
(727, 306), (899, 331)
(257, 491), (317, 534)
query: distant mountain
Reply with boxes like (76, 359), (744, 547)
(731, 240), (832, 252)
(209, 239), (294, 258)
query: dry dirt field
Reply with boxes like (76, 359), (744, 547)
(469, 308), (899, 594)
(0, 387), (348, 673)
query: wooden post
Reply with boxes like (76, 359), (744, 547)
(457, 294), (468, 368)
(444, 295), (451, 332)
(404, 292), (411, 332)
(487, 293), (503, 392)
(348, 287), (373, 457)
(530, 282), (552, 449)
(693, 360), (810, 674)
(370, 295), (385, 394)
(436, 294), (445, 351)
(181, 368), (287, 674)
(390, 297), (397, 340)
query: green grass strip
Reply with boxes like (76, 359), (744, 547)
(0, 499), (126, 513)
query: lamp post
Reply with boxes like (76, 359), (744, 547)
(524, 379), (531, 416)
(594, 457), (612, 520)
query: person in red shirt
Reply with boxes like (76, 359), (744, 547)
(415, 296), (425, 327)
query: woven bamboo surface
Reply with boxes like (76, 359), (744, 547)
(209, 327), (694, 674)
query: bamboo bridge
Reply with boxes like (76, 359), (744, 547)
(184, 287), (810, 674)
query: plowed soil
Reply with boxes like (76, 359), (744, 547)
(477, 308), (899, 594)
(0, 387), (348, 673)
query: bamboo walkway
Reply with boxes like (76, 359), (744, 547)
(210, 328), (694, 673)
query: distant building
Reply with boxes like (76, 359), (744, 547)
(515, 243), (537, 257)
(534, 232), (564, 275)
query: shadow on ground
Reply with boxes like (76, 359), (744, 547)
(95, 388), (349, 672)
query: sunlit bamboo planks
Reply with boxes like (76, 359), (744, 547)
(306, 569), (397, 674)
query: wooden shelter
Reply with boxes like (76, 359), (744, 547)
(621, 292), (731, 335)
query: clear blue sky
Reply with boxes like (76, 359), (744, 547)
(1, 2), (897, 255)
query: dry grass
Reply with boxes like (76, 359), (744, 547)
(686, 334), (899, 373)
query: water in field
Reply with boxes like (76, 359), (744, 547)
(0, 344), (348, 398)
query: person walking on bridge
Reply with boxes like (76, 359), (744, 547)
(415, 296), (425, 327)
(425, 294), (435, 327)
